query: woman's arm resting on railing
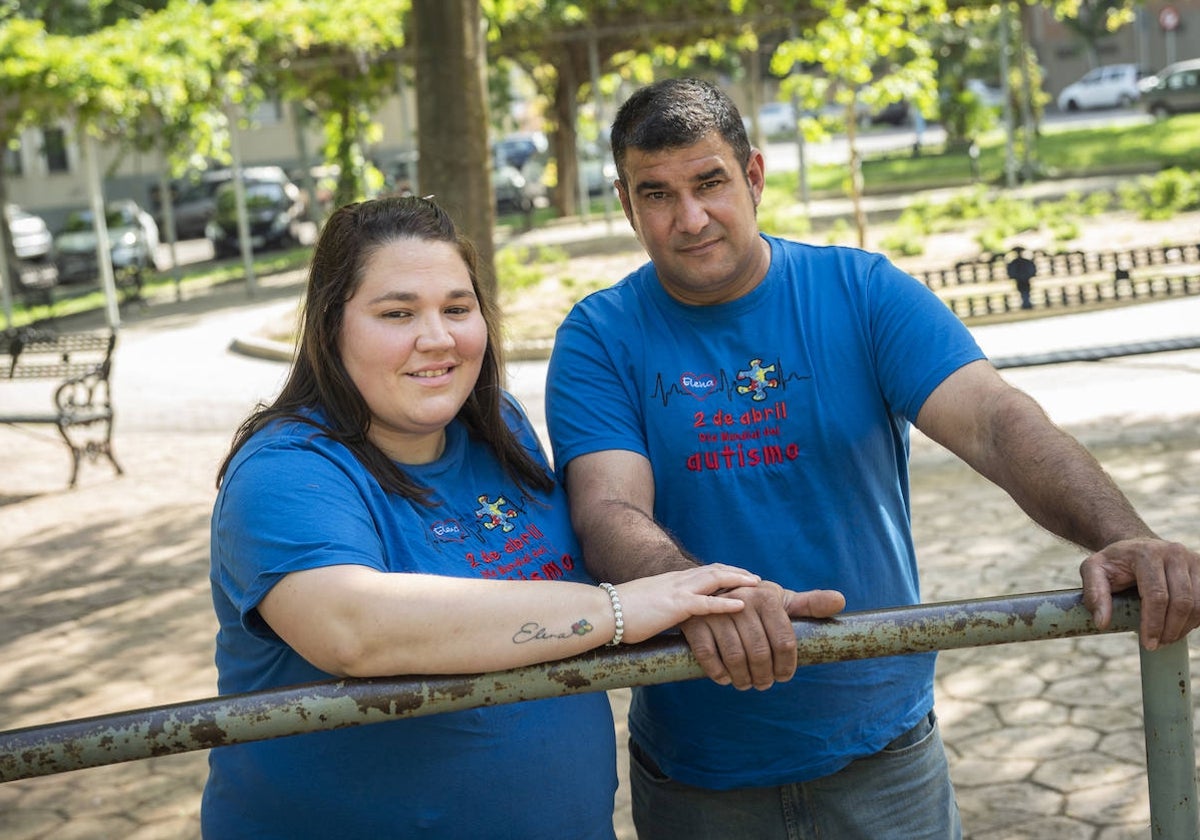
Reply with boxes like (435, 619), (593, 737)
(258, 564), (762, 677)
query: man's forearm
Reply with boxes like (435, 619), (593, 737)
(981, 392), (1158, 551)
(575, 499), (702, 583)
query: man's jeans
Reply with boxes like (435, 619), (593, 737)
(630, 710), (962, 840)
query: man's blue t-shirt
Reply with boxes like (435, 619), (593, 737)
(203, 399), (617, 839)
(546, 235), (985, 789)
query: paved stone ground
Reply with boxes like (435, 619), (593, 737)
(2, 271), (1200, 838)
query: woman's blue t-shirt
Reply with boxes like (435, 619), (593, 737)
(203, 399), (617, 839)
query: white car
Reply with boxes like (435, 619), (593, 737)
(965, 78), (1005, 109)
(580, 146), (617, 196)
(54, 199), (160, 285)
(758, 102), (798, 137)
(1057, 63), (1145, 111)
(4, 204), (53, 262)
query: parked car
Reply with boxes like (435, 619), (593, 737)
(493, 165), (539, 215)
(492, 131), (548, 170)
(54, 200), (159, 285)
(5, 203), (53, 263)
(206, 176), (306, 258)
(965, 78), (1005, 109)
(150, 170), (235, 240)
(744, 102), (798, 138)
(381, 150), (420, 196)
(153, 166), (298, 242)
(580, 142), (617, 196)
(288, 163), (340, 217)
(869, 100), (911, 126)
(816, 98), (909, 128)
(1140, 58), (1200, 119)
(1056, 63), (1145, 111)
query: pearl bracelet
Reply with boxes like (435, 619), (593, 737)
(599, 582), (624, 646)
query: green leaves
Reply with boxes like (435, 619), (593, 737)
(0, 0), (413, 193)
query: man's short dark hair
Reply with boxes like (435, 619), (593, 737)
(610, 78), (752, 186)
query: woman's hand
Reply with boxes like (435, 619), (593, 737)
(613, 564), (761, 644)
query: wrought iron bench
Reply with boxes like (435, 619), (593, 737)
(0, 326), (123, 487)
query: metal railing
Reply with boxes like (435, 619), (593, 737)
(1, 589), (1195, 837)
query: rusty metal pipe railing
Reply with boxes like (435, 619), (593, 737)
(0, 589), (1137, 780)
(1, 589), (1195, 836)
(1140, 639), (1199, 837)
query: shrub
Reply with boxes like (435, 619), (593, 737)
(881, 223), (926, 256)
(495, 245), (567, 292)
(976, 228), (1007, 255)
(759, 203), (811, 238)
(1118, 168), (1200, 220)
(1049, 218), (1080, 242)
(1079, 190), (1113, 216)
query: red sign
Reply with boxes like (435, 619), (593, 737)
(1159, 5), (1180, 32)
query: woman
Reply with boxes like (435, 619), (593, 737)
(202, 196), (757, 839)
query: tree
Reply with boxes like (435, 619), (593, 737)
(412, 0), (496, 296)
(0, 18), (54, 322)
(0, 15), (163, 325)
(10, 0), (172, 35)
(1051, 0), (1136, 69)
(487, 0), (796, 217)
(242, 0), (411, 210)
(772, 0), (943, 247)
(0, 0), (420, 314)
(929, 5), (1005, 149)
(24, 26), (153, 326)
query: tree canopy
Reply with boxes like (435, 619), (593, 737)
(0, 0), (1148, 309)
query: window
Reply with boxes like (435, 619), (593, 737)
(250, 99), (284, 124)
(1168, 71), (1198, 91)
(3, 144), (21, 177)
(43, 128), (69, 173)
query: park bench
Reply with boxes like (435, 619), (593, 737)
(0, 326), (123, 488)
(916, 241), (1200, 318)
(918, 242), (1200, 290)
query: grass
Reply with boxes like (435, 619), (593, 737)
(761, 112), (1200, 199)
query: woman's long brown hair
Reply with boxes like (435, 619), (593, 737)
(216, 196), (552, 502)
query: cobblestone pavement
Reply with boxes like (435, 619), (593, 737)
(1, 273), (1199, 839)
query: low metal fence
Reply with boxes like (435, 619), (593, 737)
(0, 589), (1195, 838)
(918, 243), (1200, 289)
(942, 271), (1200, 319)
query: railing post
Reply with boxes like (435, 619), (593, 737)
(1140, 638), (1199, 838)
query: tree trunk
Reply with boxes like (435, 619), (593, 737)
(553, 57), (580, 218)
(411, 0), (495, 297)
(845, 96), (867, 249)
(0, 167), (17, 328)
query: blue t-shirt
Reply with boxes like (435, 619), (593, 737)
(546, 235), (985, 789)
(203, 398), (617, 839)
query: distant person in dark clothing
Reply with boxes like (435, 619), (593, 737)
(1007, 247), (1037, 310)
(1114, 258), (1132, 293)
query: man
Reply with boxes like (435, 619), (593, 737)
(545, 77), (1200, 839)
(1006, 246), (1037, 309)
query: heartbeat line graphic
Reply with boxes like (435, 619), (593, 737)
(651, 360), (811, 407)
